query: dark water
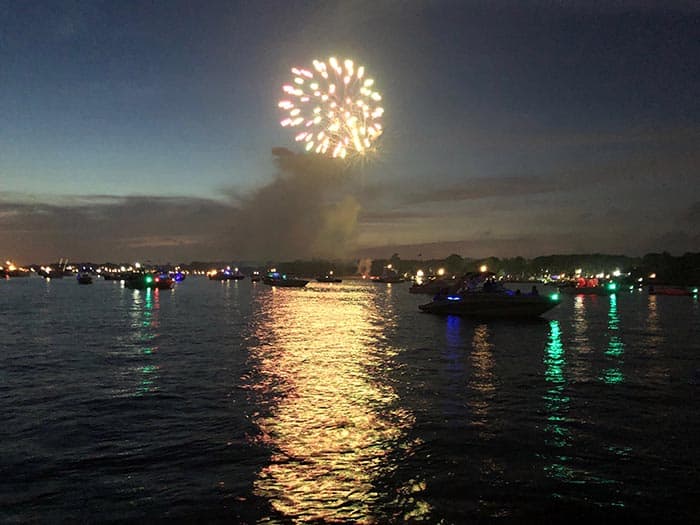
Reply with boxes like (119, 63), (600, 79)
(2, 277), (699, 523)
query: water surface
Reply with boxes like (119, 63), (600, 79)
(1, 277), (699, 522)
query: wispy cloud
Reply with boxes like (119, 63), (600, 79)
(0, 149), (365, 263)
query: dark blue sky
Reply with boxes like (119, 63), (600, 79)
(1, 1), (699, 262)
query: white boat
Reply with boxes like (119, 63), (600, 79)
(419, 272), (560, 318)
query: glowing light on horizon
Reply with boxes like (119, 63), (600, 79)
(279, 57), (384, 159)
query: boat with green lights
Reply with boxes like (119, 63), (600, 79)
(124, 273), (174, 290)
(262, 270), (308, 287)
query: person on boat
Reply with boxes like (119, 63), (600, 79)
(433, 287), (449, 301)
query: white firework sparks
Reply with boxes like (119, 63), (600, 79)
(278, 57), (384, 159)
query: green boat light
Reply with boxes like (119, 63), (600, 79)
(145, 275), (153, 284)
(607, 283), (617, 291)
(550, 293), (560, 301)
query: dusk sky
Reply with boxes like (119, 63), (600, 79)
(1, 0), (699, 264)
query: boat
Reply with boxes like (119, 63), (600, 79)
(371, 266), (404, 283)
(316, 271), (342, 283)
(124, 273), (174, 290)
(2, 262), (30, 278)
(262, 270), (308, 288)
(419, 272), (561, 318)
(169, 271), (186, 282)
(648, 285), (698, 296)
(409, 276), (455, 294)
(250, 271), (261, 282)
(77, 271), (93, 284)
(208, 266), (245, 281)
(558, 277), (616, 296)
(39, 259), (67, 279)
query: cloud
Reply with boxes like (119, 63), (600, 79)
(0, 149), (363, 263)
(0, 195), (234, 263)
(680, 202), (700, 226)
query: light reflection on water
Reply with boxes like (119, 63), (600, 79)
(468, 324), (495, 433)
(246, 285), (427, 522)
(570, 296), (592, 381)
(602, 294), (624, 385)
(118, 288), (161, 397)
(543, 320), (573, 481)
(2, 278), (700, 522)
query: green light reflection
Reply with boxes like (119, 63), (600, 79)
(128, 288), (160, 396)
(601, 294), (624, 384)
(543, 320), (574, 480)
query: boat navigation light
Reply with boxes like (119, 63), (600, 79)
(607, 282), (617, 291)
(550, 293), (560, 301)
(145, 275), (153, 284)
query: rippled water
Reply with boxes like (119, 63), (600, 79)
(2, 277), (699, 523)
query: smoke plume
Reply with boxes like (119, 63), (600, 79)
(228, 148), (361, 260)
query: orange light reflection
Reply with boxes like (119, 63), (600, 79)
(247, 285), (427, 522)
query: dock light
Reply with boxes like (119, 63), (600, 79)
(693, 288), (699, 294)
(479, 265), (488, 273)
(416, 269), (424, 278)
(649, 273), (656, 279)
(135, 262), (141, 269)
(437, 268), (445, 276)
(613, 269), (621, 277)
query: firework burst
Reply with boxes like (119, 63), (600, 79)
(278, 57), (384, 159)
